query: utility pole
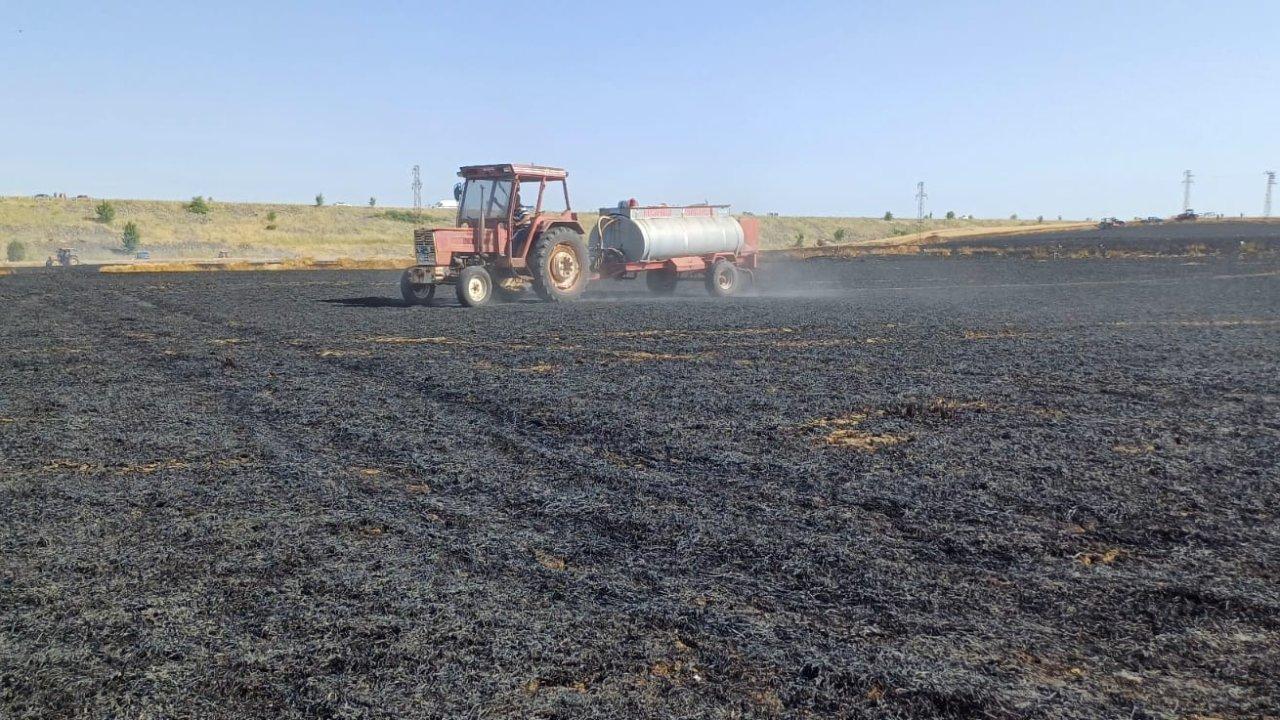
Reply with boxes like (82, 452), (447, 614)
(411, 165), (423, 218)
(1181, 170), (1194, 212)
(1265, 171), (1276, 218)
(915, 181), (927, 220)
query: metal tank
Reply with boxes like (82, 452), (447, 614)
(593, 205), (745, 262)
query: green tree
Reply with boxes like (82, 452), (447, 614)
(833, 228), (847, 244)
(368, 197), (377, 207)
(121, 222), (141, 253)
(185, 196), (210, 214)
(95, 201), (116, 223)
(6, 240), (27, 262)
(1037, 215), (1044, 223)
(315, 193), (325, 207)
(1010, 213), (1019, 220)
(945, 210), (956, 220)
(883, 211), (893, 221)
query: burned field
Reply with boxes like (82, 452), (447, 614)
(2, 256), (1278, 719)
(942, 219), (1280, 256)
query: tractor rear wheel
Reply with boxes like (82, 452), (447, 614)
(645, 267), (678, 295)
(400, 270), (436, 306)
(456, 265), (493, 307)
(530, 227), (589, 302)
(705, 259), (740, 297)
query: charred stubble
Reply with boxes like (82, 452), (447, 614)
(1, 256), (1277, 719)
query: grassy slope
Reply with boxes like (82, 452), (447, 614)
(0, 196), (1064, 263)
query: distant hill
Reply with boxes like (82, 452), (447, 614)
(0, 196), (1064, 263)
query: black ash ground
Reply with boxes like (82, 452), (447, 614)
(2, 255), (1277, 718)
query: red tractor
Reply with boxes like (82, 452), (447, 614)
(400, 164), (758, 307)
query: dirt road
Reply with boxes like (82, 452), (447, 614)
(2, 257), (1277, 718)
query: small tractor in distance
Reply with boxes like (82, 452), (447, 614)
(400, 164), (758, 307)
(45, 248), (81, 268)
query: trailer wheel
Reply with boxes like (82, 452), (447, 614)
(400, 271), (436, 306)
(530, 227), (588, 302)
(456, 265), (493, 307)
(705, 259), (740, 297)
(645, 267), (678, 295)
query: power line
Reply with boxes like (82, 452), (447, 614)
(915, 181), (927, 220)
(1181, 170), (1194, 212)
(411, 165), (422, 217)
(1266, 171), (1276, 218)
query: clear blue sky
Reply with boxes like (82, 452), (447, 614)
(3, 1), (1278, 218)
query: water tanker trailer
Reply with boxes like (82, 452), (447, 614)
(399, 163), (758, 307)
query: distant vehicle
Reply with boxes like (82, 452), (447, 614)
(1144, 216), (1164, 224)
(33, 193), (50, 199)
(135, 251), (151, 260)
(333, 202), (348, 206)
(1174, 210), (1198, 222)
(46, 247), (80, 267)
(217, 250), (231, 258)
(1098, 217), (1126, 229)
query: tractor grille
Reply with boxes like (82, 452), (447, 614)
(413, 229), (437, 265)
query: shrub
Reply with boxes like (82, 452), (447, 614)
(883, 211), (893, 221)
(95, 201), (116, 223)
(945, 210), (956, 220)
(315, 193), (325, 207)
(121, 222), (141, 253)
(6, 240), (27, 262)
(793, 232), (805, 248)
(266, 211), (278, 223)
(368, 197), (377, 207)
(1037, 215), (1044, 224)
(833, 228), (846, 244)
(265, 224), (277, 231)
(382, 209), (426, 223)
(1010, 213), (1019, 220)
(186, 196), (210, 214)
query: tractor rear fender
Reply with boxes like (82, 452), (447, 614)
(517, 219), (587, 263)
(544, 219), (586, 235)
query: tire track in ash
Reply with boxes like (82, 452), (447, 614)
(8, 261), (1278, 718)
(76, 280), (874, 715)
(104, 275), (896, 600)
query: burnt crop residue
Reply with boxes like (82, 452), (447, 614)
(2, 255), (1278, 718)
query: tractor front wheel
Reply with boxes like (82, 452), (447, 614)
(400, 270), (436, 306)
(530, 227), (589, 302)
(705, 259), (740, 297)
(456, 265), (494, 307)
